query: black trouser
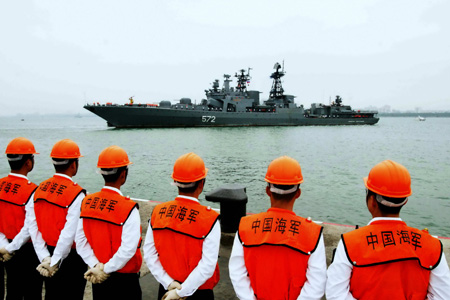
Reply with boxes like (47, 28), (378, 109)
(92, 272), (141, 300)
(158, 284), (214, 300)
(43, 247), (86, 300)
(2, 242), (43, 300)
(1, 260), (4, 300)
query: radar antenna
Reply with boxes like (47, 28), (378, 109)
(269, 62), (285, 99)
(335, 95), (342, 106)
(235, 68), (251, 93)
(212, 79), (220, 92)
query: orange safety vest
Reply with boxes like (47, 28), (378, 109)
(151, 197), (220, 290)
(34, 175), (85, 247)
(0, 175), (37, 240)
(238, 207), (323, 300)
(80, 188), (142, 273)
(342, 220), (442, 300)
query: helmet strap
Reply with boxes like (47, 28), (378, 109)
(375, 194), (408, 207)
(7, 154), (24, 162)
(269, 183), (298, 195)
(171, 181), (196, 188)
(52, 158), (70, 165)
(98, 168), (119, 175)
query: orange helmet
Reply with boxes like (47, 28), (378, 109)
(364, 160), (412, 198)
(172, 152), (208, 183)
(50, 139), (83, 159)
(5, 137), (38, 155)
(97, 146), (132, 169)
(265, 156), (303, 185)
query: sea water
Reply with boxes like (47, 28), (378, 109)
(1, 115), (449, 237)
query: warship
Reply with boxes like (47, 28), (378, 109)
(84, 63), (379, 128)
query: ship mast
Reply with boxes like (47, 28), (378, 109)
(223, 74), (232, 93)
(235, 68), (251, 93)
(269, 62), (285, 99)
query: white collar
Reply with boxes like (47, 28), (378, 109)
(177, 195), (199, 203)
(54, 173), (73, 181)
(103, 186), (123, 196)
(368, 217), (403, 225)
(9, 173), (28, 180)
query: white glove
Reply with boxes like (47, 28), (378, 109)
(48, 260), (60, 277)
(162, 289), (182, 300)
(36, 257), (52, 277)
(167, 281), (182, 291)
(84, 263), (109, 284)
(0, 247), (13, 262)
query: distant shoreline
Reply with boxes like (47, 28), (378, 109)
(378, 112), (450, 118)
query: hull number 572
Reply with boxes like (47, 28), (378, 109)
(202, 116), (216, 123)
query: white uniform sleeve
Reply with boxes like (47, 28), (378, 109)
(50, 192), (85, 267)
(143, 221), (174, 289)
(75, 217), (100, 268)
(103, 207), (141, 274)
(4, 193), (34, 253)
(298, 234), (327, 300)
(229, 232), (256, 300)
(325, 239), (357, 300)
(428, 251), (450, 300)
(0, 232), (8, 248)
(28, 197), (51, 262)
(177, 221), (221, 298)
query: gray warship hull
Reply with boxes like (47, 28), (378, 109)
(84, 63), (379, 128)
(84, 105), (379, 128)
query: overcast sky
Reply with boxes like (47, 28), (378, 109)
(1, 0), (449, 116)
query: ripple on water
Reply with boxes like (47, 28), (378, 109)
(1, 116), (450, 236)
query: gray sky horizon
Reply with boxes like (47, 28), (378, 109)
(1, 0), (449, 116)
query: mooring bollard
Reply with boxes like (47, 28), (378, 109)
(205, 184), (248, 233)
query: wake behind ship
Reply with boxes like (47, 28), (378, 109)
(84, 63), (379, 128)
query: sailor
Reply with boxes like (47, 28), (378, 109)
(144, 152), (220, 300)
(326, 160), (450, 299)
(75, 145), (142, 299)
(229, 156), (327, 300)
(28, 139), (87, 300)
(0, 137), (43, 299)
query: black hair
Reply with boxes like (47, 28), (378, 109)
(367, 190), (404, 215)
(7, 154), (33, 170)
(53, 158), (78, 173)
(177, 179), (204, 194)
(269, 183), (300, 201)
(101, 166), (128, 183)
